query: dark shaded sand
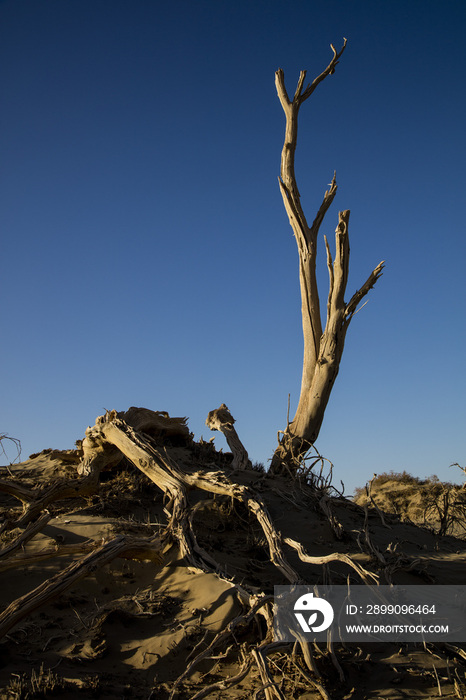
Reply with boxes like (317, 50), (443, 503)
(1, 442), (465, 699)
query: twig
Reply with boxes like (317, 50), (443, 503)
(190, 650), (252, 699)
(432, 661), (443, 696)
(366, 475), (392, 529)
(169, 596), (273, 700)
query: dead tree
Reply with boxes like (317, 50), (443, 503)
(270, 40), (384, 475)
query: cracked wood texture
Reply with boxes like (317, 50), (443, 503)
(270, 41), (384, 474)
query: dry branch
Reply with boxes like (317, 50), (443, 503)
(291, 632), (321, 678)
(284, 536), (378, 584)
(190, 652), (252, 699)
(0, 479), (35, 504)
(0, 446), (117, 531)
(252, 643), (286, 700)
(117, 406), (190, 442)
(83, 411), (300, 583)
(0, 534), (163, 641)
(0, 541), (96, 574)
(168, 595), (273, 700)
(0, 512), (51, 559)
(12, 473), (101, 529)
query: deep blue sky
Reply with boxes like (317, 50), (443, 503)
(1, 0), (465, 493)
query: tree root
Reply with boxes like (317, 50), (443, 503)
(0, 470), (104, 531)
(284, 537), (378, 584)
(0, 534), (162, 641)
(82, 412), (302, 584)
(190, 650), (252, 699)
(0, 512), (52, 559)
(0, 405), (393, 699)
(0, 540), (96, 574)
(252, 641), (288, 700)
(168, 595), (273, 699)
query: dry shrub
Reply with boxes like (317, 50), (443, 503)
(354, 469), (466, 537)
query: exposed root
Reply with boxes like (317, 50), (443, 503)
(0, 512), (52, 559)
(84, 412), (301, 584)
(190, 649), (252, 699)
(284, 537), (378, 584)
(0, 405), (446, 699)
(0, 534), (163, 641)
(252, 642), (287, 700)
(168, 595), (273, 699)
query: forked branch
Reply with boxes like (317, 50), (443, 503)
(271, 42), (384, 473)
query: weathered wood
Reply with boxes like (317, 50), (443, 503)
(168, 595), (273, 700)
(119, 406), (190, 442)
(0, 479), (35, 504)
(13, 472), (102, 529)
(0, 534), (163, 640)
(0, 466), (105, 531)
(0, 541), (96, 573)
(252, 643), (287, 700)
(206, 404), (249, 470)
(283, 536), (378, 584)
(83, 412), (300, 583)
(0, 512), (51, 559)
(271, 43), (384, 474)
(81, 411), (378, 587)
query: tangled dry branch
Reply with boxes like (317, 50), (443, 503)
(0, 405), (387, 697)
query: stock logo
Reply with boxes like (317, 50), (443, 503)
(294, 592), (334, 633)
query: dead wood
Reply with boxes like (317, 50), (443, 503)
(0, 534), (162, 641)
(0, 446), (117, 532)
(0, 405), (386, 700)
(283, 537), (378, 584)
(291, 633), (321, 678)
(290, 653), (331, 700)
(0, 479), (35, 504)
(168, 595), (273, 700)
(11, 472), (101, 530)
(118, 406), (190, 443)
(78, 410), (381, 591)
(270, 42), (384, 474)
(82, 411), (301, 583)
(252, 643), (287, 700)
(206, 403), (249, 470)
(1, 405), (449, 699)
(0, 541), (96, 573)
(190, 651), (252, 699)
(0, 512), (51, 559)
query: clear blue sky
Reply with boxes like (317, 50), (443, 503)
(1, 0), (465, 494)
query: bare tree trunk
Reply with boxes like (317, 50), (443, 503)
(270, 41), (384, 475)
